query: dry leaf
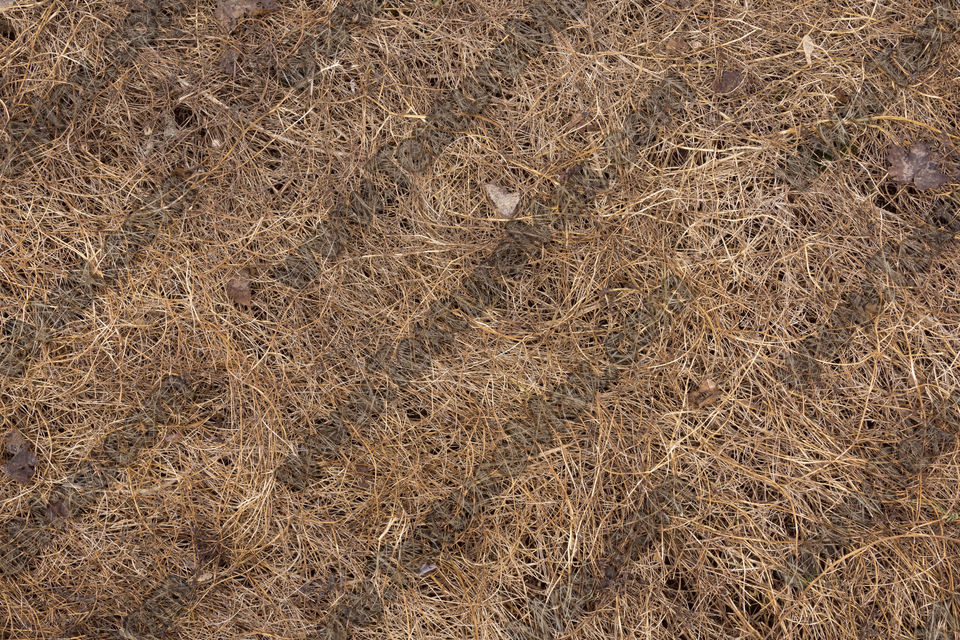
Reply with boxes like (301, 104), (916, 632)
(665, 37), (691, 55)
(691, 379), (720, 408)
(418, 563), (437, 577)
(219, 48), (241, 76)
(914, 166), (951, 191)
(560, 163), (582, 181)
(46, 500), (69, 519)
(888, 143), (950, 191)
(565, 111), (588, 132)
(484, 183), (520, 219)
(712, 70), (744, 95)
(215, 0), (277, 30)
(801, 34), (815, 65)
(3, 446), (37, 484)
(226, 269), (252, 306)
(0, 0), (15, 10)
(4, 428), (28, 455)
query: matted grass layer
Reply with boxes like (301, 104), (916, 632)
(1, 1), (960, 638)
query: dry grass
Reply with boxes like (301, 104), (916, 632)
(1, 0), (960, 638)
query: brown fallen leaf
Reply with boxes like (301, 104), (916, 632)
(215, 0), (277, 30)
(560, 163), (582, 181)
(5, 427), (29, 455)
(226, 269), (252, 306)
(691, 378), (720, 408)
(800, 34), (816, 65)
(665, 37), (691, 55)
(484, 183), (520, 219)
(888, 142), (950, 190)
(46, 500), (69, 519)
(218, 48), (241, 76)
(3, 446), (37, 484)
(564, 111), (588, 132)
(712, 70), (744, 95)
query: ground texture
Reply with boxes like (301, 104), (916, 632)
(1, 1), (960, 638)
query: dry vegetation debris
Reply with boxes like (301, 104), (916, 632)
(1, 428), (35, 484)
(214, 0), (277, 31)
(225, 269), (253, 306)
(1, 0), (960, 639)
(888, 141), (953, 191)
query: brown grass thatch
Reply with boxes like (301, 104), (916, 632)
(1, 1), (960, 638)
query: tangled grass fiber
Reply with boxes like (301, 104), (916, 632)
(1, 0), (960, 638)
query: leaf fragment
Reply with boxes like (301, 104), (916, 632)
(3, 439), (37, 484)
(712, 70), (744, 95)
(691, 378), (720, 408)
(664, 37), (691, 55)
(4, 427), (28, 455)
(801, 34), (815, 65)
(219, 48), (241, 76)
(887, 142), (950, 190)
(226, 269), (252, 306)
(215, 0), (277, 30)
(46, 500), (69, 519)
(914, 166), (951, 191)
(484, 183), (521, 219)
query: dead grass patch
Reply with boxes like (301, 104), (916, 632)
(1, 1), (960, 638)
